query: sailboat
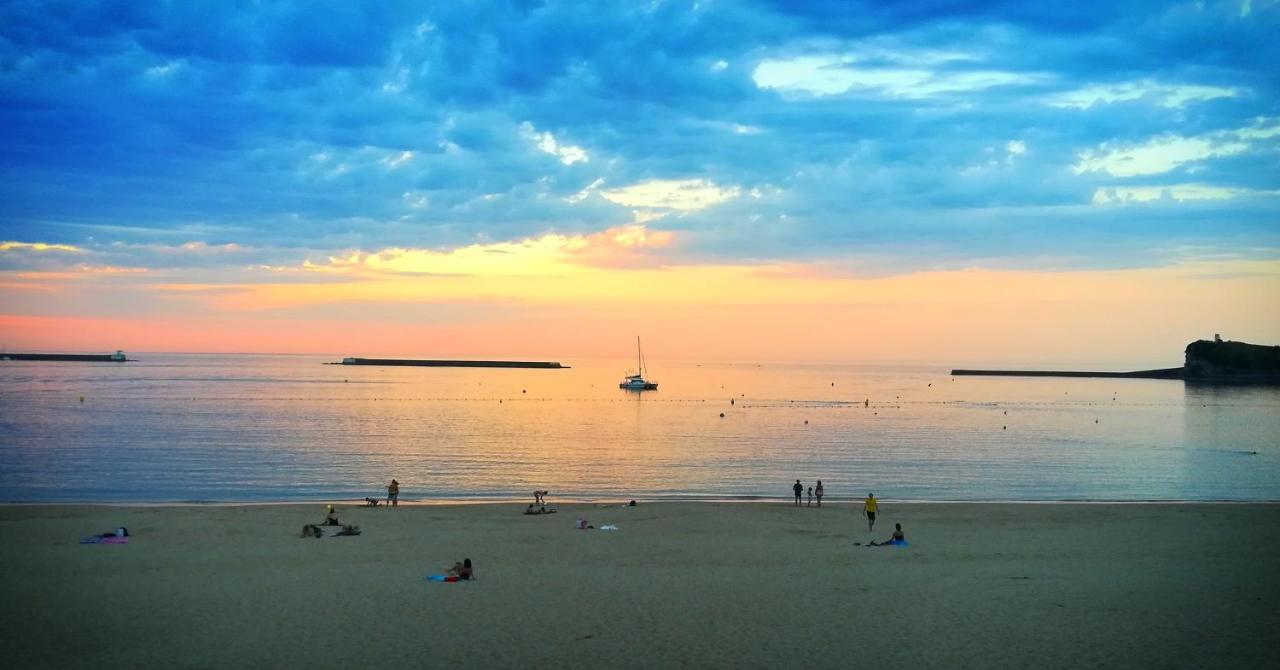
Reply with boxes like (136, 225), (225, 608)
(619, 337), (658, 390)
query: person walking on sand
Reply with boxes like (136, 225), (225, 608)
(863, 493), (878, 532)
(387, 479), (400, 507)
(793, 480), (803, 506)
(815, 480), (824, 507)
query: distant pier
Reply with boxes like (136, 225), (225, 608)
(1, 351), (130, 362)
(331, 357), (568, 369)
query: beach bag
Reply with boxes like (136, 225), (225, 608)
(576, 518), (588, 530)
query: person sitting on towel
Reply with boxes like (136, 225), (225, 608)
(447, 558), (474, 580)
(869, 523), (906, 547)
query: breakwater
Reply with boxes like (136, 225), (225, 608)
(951, 368), (1183, 379)
(332, 357), (567, 369)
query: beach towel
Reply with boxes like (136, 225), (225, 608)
(426, 574), (461, 583)
(599, 524), (618, 531)
(80, 535), (128, 545)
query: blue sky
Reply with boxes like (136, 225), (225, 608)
(1, 0), (1277, 277)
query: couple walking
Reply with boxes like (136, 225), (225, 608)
(792, 479), (824, 506)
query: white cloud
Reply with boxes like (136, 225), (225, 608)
(752, 54), (1039, 98)
(145, 61), (182, 78)
(1090, 184), (1274, 204)
(599, 179), (740, 211)
(1045, 80), (1242, 109)
(1074, 136), (1248, 177)
(0, 241), (84, 253)
(711, 59), (729, 71)
(402, 191), (429, 209)
(1074, 120), (1279, 177)
(521, 122), (588, 165)
(1006, 140), (1027, 156)
(384, 151), (414, 168)
(564, 177), (605, 203)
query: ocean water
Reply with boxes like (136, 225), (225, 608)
(0, 353), (1277, 503)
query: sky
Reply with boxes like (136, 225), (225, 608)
(1, 0), (1277, 366)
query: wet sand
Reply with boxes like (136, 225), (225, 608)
(1, 502), (1277, 669)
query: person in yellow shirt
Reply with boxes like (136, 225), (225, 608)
(863, 493), (878, 532)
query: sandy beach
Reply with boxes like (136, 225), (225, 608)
(1, 501), (1277, 669)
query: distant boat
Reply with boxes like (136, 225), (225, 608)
(619, 337), (658, 391)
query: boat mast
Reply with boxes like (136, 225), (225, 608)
(637, 336), (644, 377)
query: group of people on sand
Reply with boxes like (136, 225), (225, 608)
(859, 492), (906, 546)
(791, 481), (907, 547)
(793, 479), (825, 506)
(525, 490), (556, 515)
(300, 504), (361, 538)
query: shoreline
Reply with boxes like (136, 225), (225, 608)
(4, 496), (1279, 507)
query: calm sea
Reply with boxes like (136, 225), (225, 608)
(1, 353), (1277, 502)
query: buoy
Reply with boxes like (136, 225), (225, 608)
(730, 399), (734, 405)
(719, 413), (725, 418)
(1095, 419), (1098, 423)
(1003, 426), (1006, 430)
(927, 383), (931, 387)
(804, 420), (808, 424)
(79, 396), (84, 403)
(522, 389), (526, 394)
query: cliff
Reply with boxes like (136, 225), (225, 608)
(1184, 340), (1280, 380)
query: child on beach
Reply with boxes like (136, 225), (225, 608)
(807, 487), (814, 506)
(863, 493), (878, 532)
(815, 481), (824, 507)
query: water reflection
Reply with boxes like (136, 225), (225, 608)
(0, 354), (1277, 501)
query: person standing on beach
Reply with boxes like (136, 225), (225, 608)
(863, 493), (878, 532)
(807, 486), (814, 506)
(793, 480), (803, 506)
(387, 479), (400, 507)
(815, 481), (824, 507)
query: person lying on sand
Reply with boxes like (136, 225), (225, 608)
(447, 558), (474, 580)
(524, 504), (557, 515)
(869, 523), (906, 547)
(334, 524), (361, 536)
